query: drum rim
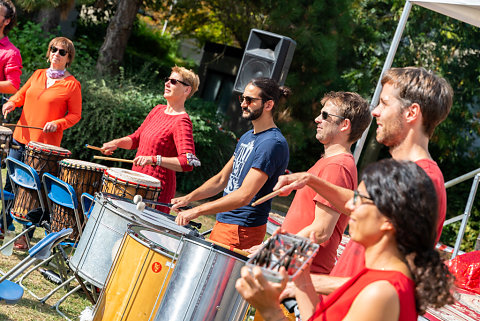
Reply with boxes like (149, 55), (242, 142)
(103, 170), (162, 189)
(128, 224), (184, 258)
(26, 141), (72, 156)
(183, 234), (248, 261)
(0, 126), (13, 134)
(59, 159), (107, 171)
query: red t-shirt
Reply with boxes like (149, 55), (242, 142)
(310, 268), (417, 321)
(282, 153), (357, 274)
(128, 105), (195, 210)
(329, 158), (447, 278)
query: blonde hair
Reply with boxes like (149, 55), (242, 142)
(172, 66), (200, 99)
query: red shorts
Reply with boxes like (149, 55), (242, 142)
(209, 221), (266, 250)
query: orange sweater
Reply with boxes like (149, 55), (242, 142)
(8, 69), (82, 146)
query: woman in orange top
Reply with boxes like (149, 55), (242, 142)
(0, 37), (81, 249)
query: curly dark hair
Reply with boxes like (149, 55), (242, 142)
(250, 77), (292, 107)
(0, 0), (16, 35)
(362, 159), (454, 314)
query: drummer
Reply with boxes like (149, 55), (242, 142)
(101, 66), (201, 213)
(172, 78), (290, 250)
(1, 37), (82, 250)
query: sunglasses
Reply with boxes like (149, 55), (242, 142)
(239, 95), (263, 105)
(164, 77), (190, 86)
(50, 46), (67, 57)
(321, 111), (347, 120)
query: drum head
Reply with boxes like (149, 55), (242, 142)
(0, 126), (12, 135)
(130, 225), (184, 255)
(60, 159), (107, 171)
(26, 141), (72, 156)
(105, 168), (161, 188)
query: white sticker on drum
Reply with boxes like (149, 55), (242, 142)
(166, 261), (175, 268)
(140, 229), (181, 254)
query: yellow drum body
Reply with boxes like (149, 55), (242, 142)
(93, 224), (184, 321)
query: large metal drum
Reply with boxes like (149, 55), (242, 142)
(153, 235), (249, 321)
(93, 224), (184, 321)
(69, 193), (196, 288)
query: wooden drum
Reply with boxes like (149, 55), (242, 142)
(101, 168), (161, 202)
(50, 159), (107, 239)
(11, 142), (71, 221)
(0, 126), (12, 162)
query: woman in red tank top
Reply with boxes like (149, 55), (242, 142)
(236, 159), (454, 321)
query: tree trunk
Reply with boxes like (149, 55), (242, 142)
(35, 7), (61, 34)
(96, 0), (141, 75)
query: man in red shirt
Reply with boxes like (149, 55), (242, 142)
(275, 67), (453, 295)
(280, 92), (371, 274)
(0, 0), (21, 94)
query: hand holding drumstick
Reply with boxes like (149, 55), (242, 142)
(252, 172), (312, 207)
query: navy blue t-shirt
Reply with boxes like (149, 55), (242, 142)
(216, 127), (289, 227)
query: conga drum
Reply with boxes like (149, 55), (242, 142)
(101, 168), (161, 202)
(153, 236), (250, 321)
(92, 224), (188, 321)
(0, 126), (12, 163)
(11, 142), (71, 221)
(50, 159), (107, 239)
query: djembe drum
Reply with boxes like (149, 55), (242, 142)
(0, 126), (12, 164)
(11, 142), (71, 221)
(49, 159), (107, 239)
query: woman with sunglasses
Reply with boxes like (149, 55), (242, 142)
(236, 159), (454, 321)
(1, 36), (81, 250)
(101, 66), (200, 213)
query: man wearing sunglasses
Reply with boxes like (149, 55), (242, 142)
(173, 78), (290, 249)
(273, 67), (453, 298)
(0, 0), (21, 95)
(278, 91), (371, 275)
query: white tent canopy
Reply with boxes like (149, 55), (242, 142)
(411, 0), (480, 28)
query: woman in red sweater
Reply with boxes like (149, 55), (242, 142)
(236, 159), (454, 321)
(101, 66), (200, 212)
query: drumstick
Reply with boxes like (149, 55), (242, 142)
(2, 123), (43, 130)
(251, 190), (282, 207)
(94, 155), (134, 163)
(0, 144), (20, 150)
(206, 238), (250, 257)
(85, 144), (103, 152)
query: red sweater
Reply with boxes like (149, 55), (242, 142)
(128, 105), (195, 210)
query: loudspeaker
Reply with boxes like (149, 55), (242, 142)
(233, 29), (296, 93)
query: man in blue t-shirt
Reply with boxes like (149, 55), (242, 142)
(173, 78), (290, 249)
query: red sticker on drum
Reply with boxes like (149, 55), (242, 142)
(152, 262), (162, 273)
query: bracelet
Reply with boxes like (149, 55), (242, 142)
(151, 156), (155, 164)
(156, 155), (162, 166)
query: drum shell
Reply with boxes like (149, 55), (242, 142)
(154, 236), (249, 321)
(50, 160), (106, 239)
(101, 168), (161, 202)
(69, 193), (192, 288)
(0, 126), (12, 162)
(93, 225), (182, 321)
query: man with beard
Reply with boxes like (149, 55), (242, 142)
(173, 78), (290, 249)
(0, 0), (21, 95)
(274, 67), (452, 296)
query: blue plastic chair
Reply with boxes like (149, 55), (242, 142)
(0, 279), (23, 304)
(1, 157), (47, 251)
(81, 192), (94, 219)
(42, 173), (83, 240)
(0, 228), (72, 302)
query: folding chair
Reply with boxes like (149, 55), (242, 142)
(0, 280), (23, 304)
(1, 157), (47, 252)
(0, 228), (72, 303)
(80, 192), (94, 219)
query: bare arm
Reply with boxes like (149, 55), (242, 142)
(274, 172), (354, 216)
(0, 80), (17, 94)
(175, 165), (268, 225)
(101, 136), (134, 155)
(133, 155), (184, 172)
(296, 202), (341, 243)
(310, 273), (349, 295)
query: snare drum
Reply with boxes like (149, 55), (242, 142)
(93, 225), (183, 321)
(69, 193), (194, 289)
(0, 126), (12, 161)
(154, 236), (250, 321)
(11, 142), (71, 221)
(50, 159), (107, 239)
(101, 168), (161, 201)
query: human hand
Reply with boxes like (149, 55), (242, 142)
(174, 208), (199, 226)
(235, 266), (288, 320)
(279, 281), (296, 301)
(43, 121), (58, 133)
(273, 173), (311, 196)
(101, 140), (117, 155)
(133, 155), (154, 166)
(2, 101), (15, 119)
(170, 195), (191, 211)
